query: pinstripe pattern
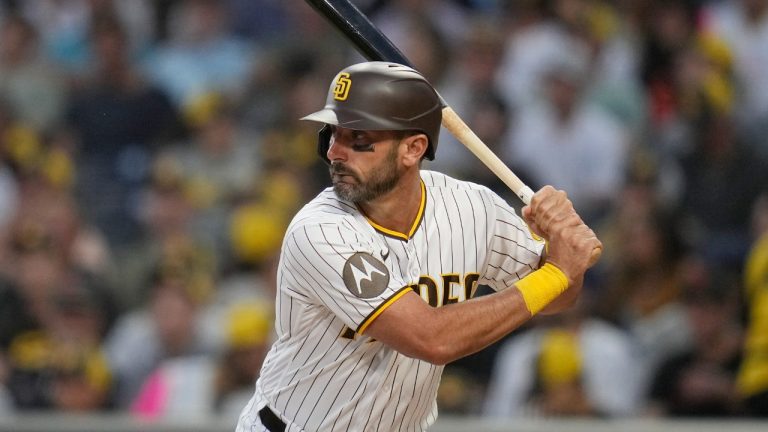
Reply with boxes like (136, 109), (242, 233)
(237, 170), (544, 431)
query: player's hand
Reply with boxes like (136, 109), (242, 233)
(521, 186), (601, 285)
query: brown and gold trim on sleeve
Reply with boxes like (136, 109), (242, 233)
(357, 286), (412, 335)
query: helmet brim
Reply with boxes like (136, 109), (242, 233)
(300, 108), (339, 125)
(301, 107), (405, 131)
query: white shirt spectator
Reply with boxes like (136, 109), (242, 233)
(705, 1), (768, 130)
(0, 165), (18, 230)
(504, 100), (628, 219)
(484, 319), (644, 418)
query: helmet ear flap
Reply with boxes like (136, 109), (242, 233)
(317, 124), (332, 165)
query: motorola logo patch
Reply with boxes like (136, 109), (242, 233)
(343, 252), (389, 299)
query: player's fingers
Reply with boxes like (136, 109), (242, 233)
(570, 225), (602, 265)
(530, 185), (558, 206)
(551, 205), (583, 226)
(558, 222), (599, 248)
(566, 220), (596, 237)
(522, 207), (547, 239)
(529, 221), (546, 240)
(529, 186), (559, 217)
(530, 191), (557, 229)
(521, 205), (533, 222)
(536, 193), (577, 234)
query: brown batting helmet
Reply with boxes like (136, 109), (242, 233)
(301, 62), (443, 163)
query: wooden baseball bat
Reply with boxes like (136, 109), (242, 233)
(303, 0), (601, 265)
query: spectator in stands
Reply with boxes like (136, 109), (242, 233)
(429, 17), (521, 201)
(228, 0), (290, 42)
(3, 231), (113, 411)
(0, 167), (74, 351)
(17, 0), (155, 73)
(130, 301), (271, 419)
(483, 298), (643, 418)
(678, 107), (767, 271)
(0, 108), (19, 234)
(0, 351), (11, 414)
(704, 0), (768, 153)
(225, 166), (301, 275)
(369, 0), (469, 55)
(497, 0), (643, 120)
(0, 127), (113, 291)
(637, 0), (699, 135)
(158, 92), (262, 264)
(248, 57), (342, 198)
(738, 194), (768, 416)
(7, 332), (113, 412)
(0, 13), (66, 134)
(142, 0), (256, 109)
(648, 276), (743, 417)
(48, 278), (115, 412)
(48, 340), (112, 411)
(503, 50), (630, 223)
(213, 302), (272, 416)
(1, 222), (66, 354)
(108, 156), (214, 311)
(104, 245), (217, 408)
(66, 13), (181, 247)
(495, 0), (574, 111)
(596, 183), (692, 391)
(374, 11), (451, 85)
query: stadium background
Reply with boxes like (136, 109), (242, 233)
(0, 0), (767, 430)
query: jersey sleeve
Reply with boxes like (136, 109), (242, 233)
(479, 192), (545, 291)
(280, 221), (411, 334)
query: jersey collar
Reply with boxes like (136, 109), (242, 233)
(361, 179), (426, 241)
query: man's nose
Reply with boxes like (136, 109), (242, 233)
(327, 137), (347, 162)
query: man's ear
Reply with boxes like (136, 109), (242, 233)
(401, 134), (429, 167)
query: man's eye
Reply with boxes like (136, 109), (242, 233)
(352, 143), (375, 152)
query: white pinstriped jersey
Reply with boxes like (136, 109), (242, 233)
(237, 170), (544, 431)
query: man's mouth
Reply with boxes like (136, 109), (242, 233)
(330, 165), (356, 181)
(332, 173), (355, 184)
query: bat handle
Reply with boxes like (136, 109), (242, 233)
(440, 106), (602, 267)
(518, 186), (535, 206)
(441, 107), (534, 204)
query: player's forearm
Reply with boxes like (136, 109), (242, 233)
(366, 265), (575, 365)
(424, 286), (536, 364)
(425, 273), (577, 363)
(365, 288), (536, 365)
(425, 265), (581, 360)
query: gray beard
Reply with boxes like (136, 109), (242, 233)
(332, 171), (399, 202)
(330, 151), (400, 203)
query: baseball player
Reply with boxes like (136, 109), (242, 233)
(236, 62), (601, 432)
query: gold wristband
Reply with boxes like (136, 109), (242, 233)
(515, 263), (569, 315)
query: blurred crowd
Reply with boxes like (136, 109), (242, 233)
(0, 0), (766, 423)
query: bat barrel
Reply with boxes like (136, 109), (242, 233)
(304, 0), (412, 67)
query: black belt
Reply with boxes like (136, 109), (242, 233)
(258, 405), (286, 432)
